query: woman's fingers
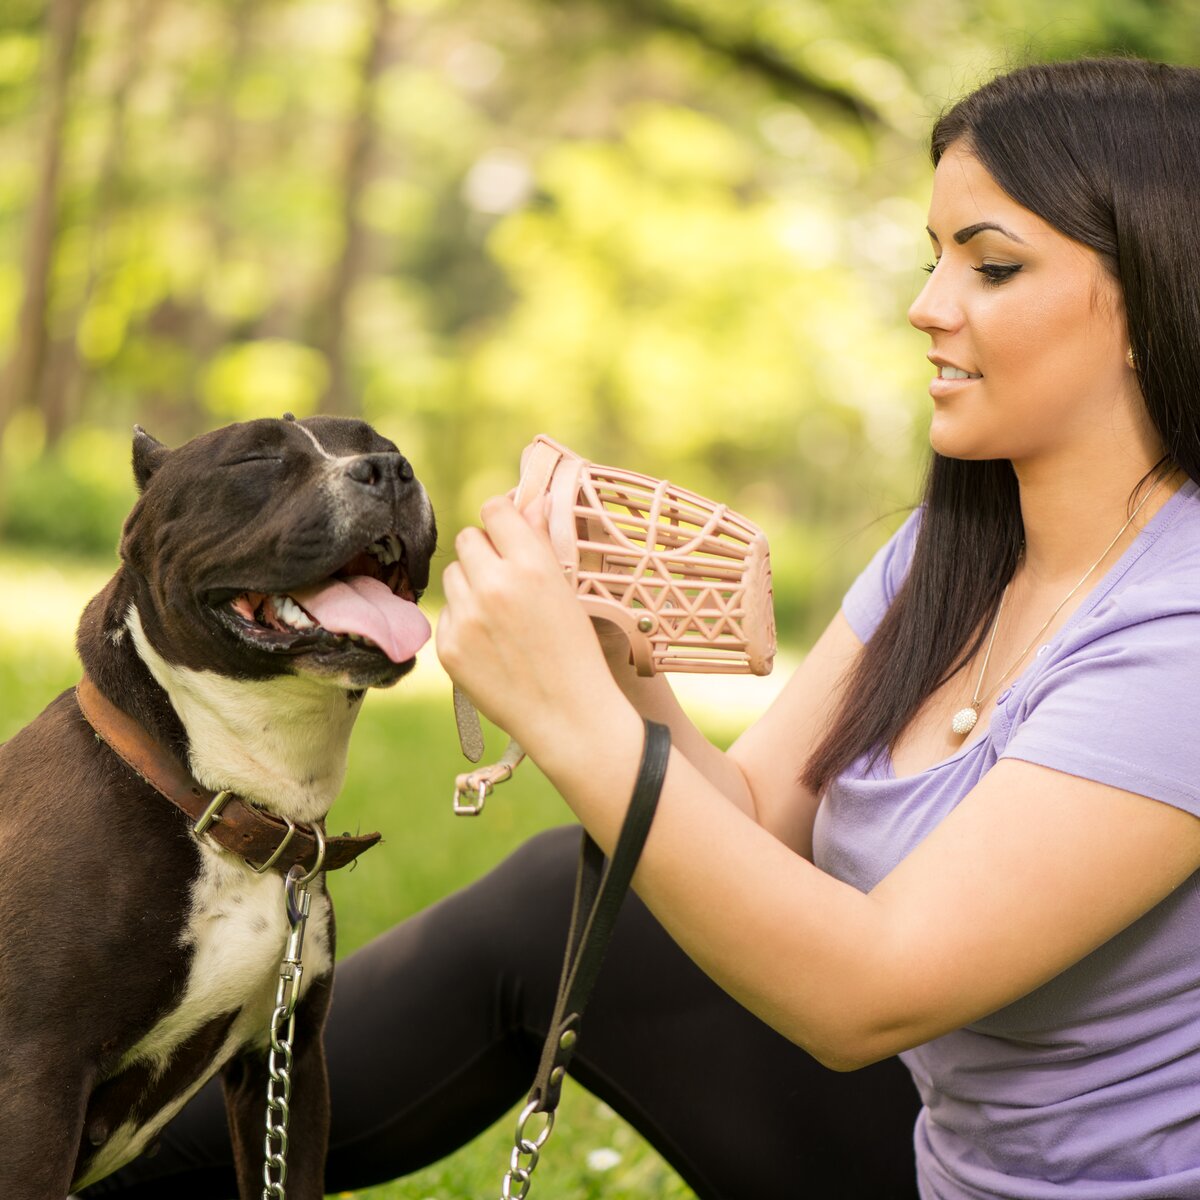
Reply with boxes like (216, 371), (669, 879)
(437, 491), (619, 750)
(519, 493), (552, 535)
(450, 524), (498, 586)
(479, 495), (555, 565)
(440, 559), (470, 609)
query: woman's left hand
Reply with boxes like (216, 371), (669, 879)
(436, 495), (625, 754)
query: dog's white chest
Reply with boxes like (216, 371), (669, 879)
(178, 845), (330, 1027)
(76, 845), (333, 1188)
(160, 842), (333, 1064)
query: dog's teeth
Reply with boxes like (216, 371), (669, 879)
(368, 534), (402, 566)
(275, 595), (315, 630)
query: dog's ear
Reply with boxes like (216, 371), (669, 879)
(132, 425), (170, 492)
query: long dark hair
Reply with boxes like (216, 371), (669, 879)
(803, 57), (1200, 795)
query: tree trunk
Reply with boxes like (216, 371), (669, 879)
(314, 0), (393, 416)
(0, 0), (86, 450)
(42, 0), (158, 451)
(175, 0), (255, 434)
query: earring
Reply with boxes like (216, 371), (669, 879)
(1126, 346), (1137, 369)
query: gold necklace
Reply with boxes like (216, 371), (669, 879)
(950, 478), (1165, 737)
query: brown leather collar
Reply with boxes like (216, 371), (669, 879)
(75, 674), (380, 875)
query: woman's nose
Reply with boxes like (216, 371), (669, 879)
(907, 263), (959, 335)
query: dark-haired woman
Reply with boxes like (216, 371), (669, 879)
(87, 55), (1200, 1200)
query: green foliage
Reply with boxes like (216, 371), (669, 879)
(1, 417), (135, 555)
(203, 339), (329, 421)
(5, 0), (1196, 644)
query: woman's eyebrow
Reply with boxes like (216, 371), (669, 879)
(926, 221), (1028, 245)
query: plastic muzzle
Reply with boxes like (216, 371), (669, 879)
(452, 435), (776, 813)
(515, 435), (776, 677)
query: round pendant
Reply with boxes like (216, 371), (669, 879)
(951, 705), (979, 736)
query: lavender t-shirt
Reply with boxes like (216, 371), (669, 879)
(812, 479), (1200, 1200)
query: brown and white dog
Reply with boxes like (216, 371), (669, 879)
(0, 415), (437, 1198)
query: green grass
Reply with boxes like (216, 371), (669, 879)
(0, 541), (704, 1199)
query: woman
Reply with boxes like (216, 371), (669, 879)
(89, 56), (1200, 1200)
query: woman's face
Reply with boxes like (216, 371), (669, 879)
(908, 142), (1136, 467)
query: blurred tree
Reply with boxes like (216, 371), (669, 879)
(584, 0), (892, 127)
(182, 0), (255, 433)
(0, 0), (84, 455)
(41, 0), (158, 449)
(1, 0), (1198, 636)
(313, 0), (393, 415)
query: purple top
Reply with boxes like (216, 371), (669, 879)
(812, 479), (1200, 1199)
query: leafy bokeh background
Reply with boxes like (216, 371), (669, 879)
(2, 1), (1198, 1195)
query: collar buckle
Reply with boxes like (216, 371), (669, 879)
(193, 788), (235, 837)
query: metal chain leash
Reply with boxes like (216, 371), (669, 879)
(261, 824), (326, 1200)
(262, 866), (311, 1199)
(498, 1101), (555, 1200)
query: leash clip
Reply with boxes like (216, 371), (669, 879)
(277, 869), (312, 1023)
(452, 747), (525, 816)
(273, 824), (326, 1025)
(453, 775), (495, 816)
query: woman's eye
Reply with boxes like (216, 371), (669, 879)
(973, 262), (1022, 286)
(922, 260), (938, 274)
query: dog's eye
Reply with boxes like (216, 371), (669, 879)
(223, 455), (283, 467)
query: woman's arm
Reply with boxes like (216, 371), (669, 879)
(592, 610), (863, 859)
(438, 497), (1200, 1070)
(588, 623), (754, 811)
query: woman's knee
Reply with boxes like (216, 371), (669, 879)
(335, 824), (581, 993)
(491, 825), (582, 904)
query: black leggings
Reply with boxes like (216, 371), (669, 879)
(83, 826), (921, 1199)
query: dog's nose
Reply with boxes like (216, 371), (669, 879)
(345, 453), (414, 490)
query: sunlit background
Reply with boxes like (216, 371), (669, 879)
(5, 0), (1195, 641)
(2, 3), (1198, 1196)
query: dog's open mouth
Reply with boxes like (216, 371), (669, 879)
(223, 534), (431, 664)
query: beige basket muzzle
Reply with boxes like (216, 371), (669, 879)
(516, 435), (776, 677)
(452, 435), (776, 814)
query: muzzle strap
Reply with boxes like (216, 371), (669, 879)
(75, 674), (380, 874)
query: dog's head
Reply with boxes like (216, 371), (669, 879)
(120, 415), (437, 689)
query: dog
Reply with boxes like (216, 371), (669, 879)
(0, 414), (437, 1198)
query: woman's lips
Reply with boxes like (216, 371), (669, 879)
(928, 370), (982, 399)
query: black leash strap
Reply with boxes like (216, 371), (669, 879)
(532, 718), (671, 1112)
(497, 719), (671, 1198)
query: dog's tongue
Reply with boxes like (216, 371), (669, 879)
(291, 575), (431, 663)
